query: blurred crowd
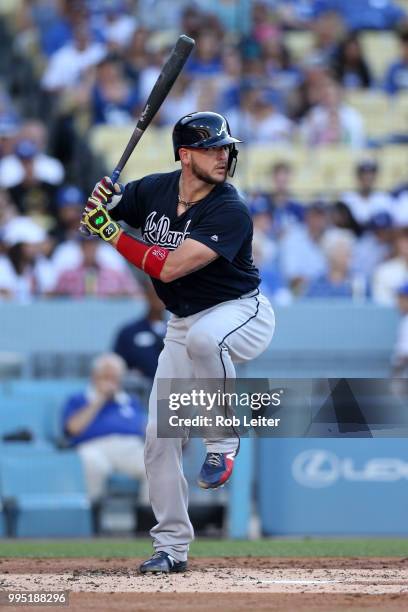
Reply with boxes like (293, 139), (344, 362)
(248, 157), (408, 304)
(1, 0), (408, 306)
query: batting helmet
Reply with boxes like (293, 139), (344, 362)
(172, 111), (241, 177)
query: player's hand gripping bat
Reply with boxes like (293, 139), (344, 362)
(80, 34), (195, 234)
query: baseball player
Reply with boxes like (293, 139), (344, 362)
(81, 111), (275, 573)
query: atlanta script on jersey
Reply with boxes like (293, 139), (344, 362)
(110, 170), (260, 316)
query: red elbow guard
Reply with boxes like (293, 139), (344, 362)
(116, 233), (169, 279)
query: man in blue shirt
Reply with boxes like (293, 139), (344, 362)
(63, 353), (146, 501)
(385, 31), (408, 95)
(315, 0), (406, 31)
(113, 281), (166, 380)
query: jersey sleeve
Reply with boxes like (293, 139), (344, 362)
(188, 203), (252, 263)
(110, 178), (145, 228)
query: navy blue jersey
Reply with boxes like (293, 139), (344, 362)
(111, 170), (260, 316)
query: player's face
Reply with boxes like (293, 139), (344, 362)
(189, 146), (230, 184)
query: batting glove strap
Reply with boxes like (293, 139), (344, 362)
(83, 206), (120, 242)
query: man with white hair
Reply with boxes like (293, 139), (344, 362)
(304, 227), (361, 298)
(62, 353), (146, 502)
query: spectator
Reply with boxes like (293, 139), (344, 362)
(342, 159), (393, 226)
(288, 57), (331, 120)
(391, 187), (408, 227)
(215, 46), (242, 112)
(160, 74), (199, 126)
(316, 0), (406, 32)
(0, 216), (54, 301)
(392, 282), (408, 377)
(384, 30), (408, 95)
(0, 114), (20, 159)
(228, 85), (294, 144)
(93, 2), (137, 50)
(279, 202), (328, 293)
(331, 33), (373, 89)
(247, 161), (304, 239)
(123, 27), (151, 83)
(303, 228), (359, 298)
(248, 194), (274, 236)
(41, 21), (106, 92)
(16, 0), (76, 58)
(251, 202), (292, 305)
(250, 1), (281, 46)
(0, 119), (64, 192)
(137, 0), (193, 31)
(300, 77), (365, 148)
(272, 1), (316, 29)
(53, 236), (141, 298)
(186, 29), (223, 78)
(51, 185), (84, 242)
(92, 55), (140, 125)
(197, 0), (252, 35)
(0, 139), (63, 221)
(353, 211), (394, 284)
(330, 200), (362, 236)
(307, 9), (345, 66)
(372, 228), (408, 305)
(268, 161), (305, 233)
(62, 353), (147, 502)
(113, 281), (166, 379)
(0, 189), (17, 230)
(52, 228), (128, 277)
(261, 39), (303, 109)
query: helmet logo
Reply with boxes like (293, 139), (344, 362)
(216, 118), (227, 136)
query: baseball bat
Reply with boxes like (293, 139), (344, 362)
(110, 34), (195, 184)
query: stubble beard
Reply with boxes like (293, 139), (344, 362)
(191, 158), (227, 185)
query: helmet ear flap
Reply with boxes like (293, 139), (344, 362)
(228, 145), (238, 177)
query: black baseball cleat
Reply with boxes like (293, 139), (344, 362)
(139, 551), (187, 574)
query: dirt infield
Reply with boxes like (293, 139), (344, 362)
(1, 557), (407, 611)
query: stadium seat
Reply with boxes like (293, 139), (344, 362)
(0, 380), (86, 443)
(344, 91), (391, 141)
(389, 93), (408, 137)
(106, 473), (140, 497)
(244, 145), (308, 192)
(284, 31), (314, 61)
(0, 0), (22, 16)
(394, 0), (408, 13)
(5, 378), (85, 398)
(360, 31), (399, 82)
(0, 398), (54, 442)
(378, 145), (408, 189)
(0, 452), (92, 537)
(90, 124), (174, 181)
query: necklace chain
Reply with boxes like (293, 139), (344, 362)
(178, 194), (201, 209)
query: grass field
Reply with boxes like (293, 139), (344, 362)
(0, 538), (406, 558)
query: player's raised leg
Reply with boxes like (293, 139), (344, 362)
(185, 292), (275, 488)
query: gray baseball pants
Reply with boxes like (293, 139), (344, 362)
(144, 291), (275, 561)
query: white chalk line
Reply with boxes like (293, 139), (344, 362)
(255, 579), (339, 585)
